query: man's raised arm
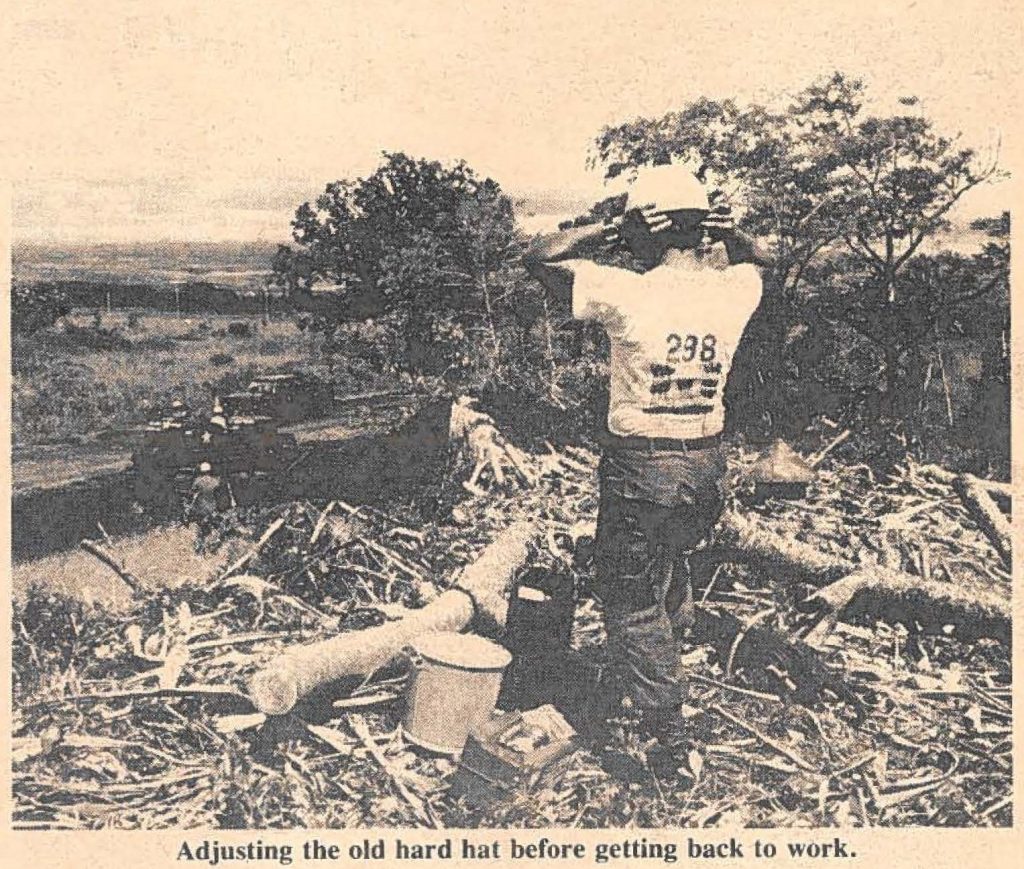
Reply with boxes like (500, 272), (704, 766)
(701, 209), (775, 270)
(721, 228), (775, 270)
(522, 221), (612, 301)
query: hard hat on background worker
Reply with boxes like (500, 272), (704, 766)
(624, 162), (710, 214)
(198, 462), (212, 474)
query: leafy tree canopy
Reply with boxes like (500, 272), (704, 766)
(271, 152), (523, 377)
(591, 72), (1002, 302)
(590, 72), (1006, 440)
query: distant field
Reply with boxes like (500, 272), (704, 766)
(12, 311), (318, 447)
(12, 240), (278, 292)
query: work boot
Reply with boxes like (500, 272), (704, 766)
(567, 658), (626, 745)
(570, 661), (649, 783)
(637, 704), (696, 780)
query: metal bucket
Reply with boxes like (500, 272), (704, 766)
(403, 632), (512, 756)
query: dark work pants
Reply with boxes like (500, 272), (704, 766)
(593, 445), (725, 710)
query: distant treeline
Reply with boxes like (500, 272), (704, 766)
(23, 280), (284, 315)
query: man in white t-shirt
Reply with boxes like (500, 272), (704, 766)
(524, 164), (768, 773)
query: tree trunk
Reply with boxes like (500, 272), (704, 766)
(248, 519), (536, 715)
(479, 270), (501, 370)
(882, 345), (901, 420)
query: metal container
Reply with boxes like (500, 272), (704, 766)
(497, 567), (576, 713)
(402, 632), (512, 757)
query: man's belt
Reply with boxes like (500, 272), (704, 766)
(600, 432), (723, 453)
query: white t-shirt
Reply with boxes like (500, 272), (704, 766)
(565, 252), (762, 439)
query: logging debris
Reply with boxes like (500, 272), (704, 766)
(11, 422), (1012, 830)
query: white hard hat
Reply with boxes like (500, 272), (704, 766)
(199, 462), (212, 473)
(624, 163), (709, 213)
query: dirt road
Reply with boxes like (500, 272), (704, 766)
(13, 445), (134, 494)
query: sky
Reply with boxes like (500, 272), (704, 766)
(4, 0), (1021, 243)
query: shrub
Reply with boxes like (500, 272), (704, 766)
(227, 321), (252, 338)
(12, 284), (70, 335)
(59, 323), (133, 352)
(136, 335), (178, 352)
(258, 338), (286, 355)
(210, 352), (236, 366)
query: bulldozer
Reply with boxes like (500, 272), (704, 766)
(130, 405), (298, 515)
(220, 372), (334, 423)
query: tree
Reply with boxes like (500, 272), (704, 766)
(272, 152), (613, 446)
(589, 73), (1003, 437)
(796, 77), (1002, 418)
(270, 152), (523, 380)
(12, 283), (71, 335)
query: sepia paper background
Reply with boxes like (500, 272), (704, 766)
(2, 0), (1022, 865)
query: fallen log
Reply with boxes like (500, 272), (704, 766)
(575, 510), (1011, 643)
(715, 512), (850, 586)
(806, 567), (1011, 646)
(952, 475), (1012, 569)
(248, 519), (536, 715)
(574, 513), (846, 588)
(716, 511), (1010, 643)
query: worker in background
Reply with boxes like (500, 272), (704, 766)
(185, 461), (224, 546)
(524, 162), (770, 775)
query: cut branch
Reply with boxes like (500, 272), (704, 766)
(79, 540), (142, 594)
(917, 464), (1011, 506)
(952, 475), (1012, 568)
(711, 704), (819, 772)
(220, 516), (287, 580)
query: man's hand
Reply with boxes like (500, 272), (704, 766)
(699, 205), (773, 268)
(698, 205), (736, 242)
(635, 203), (675, 234)
(598, 214), (624, 250)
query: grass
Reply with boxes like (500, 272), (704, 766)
(12, 526), (234, 610)
(12, 311), (317, 446)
